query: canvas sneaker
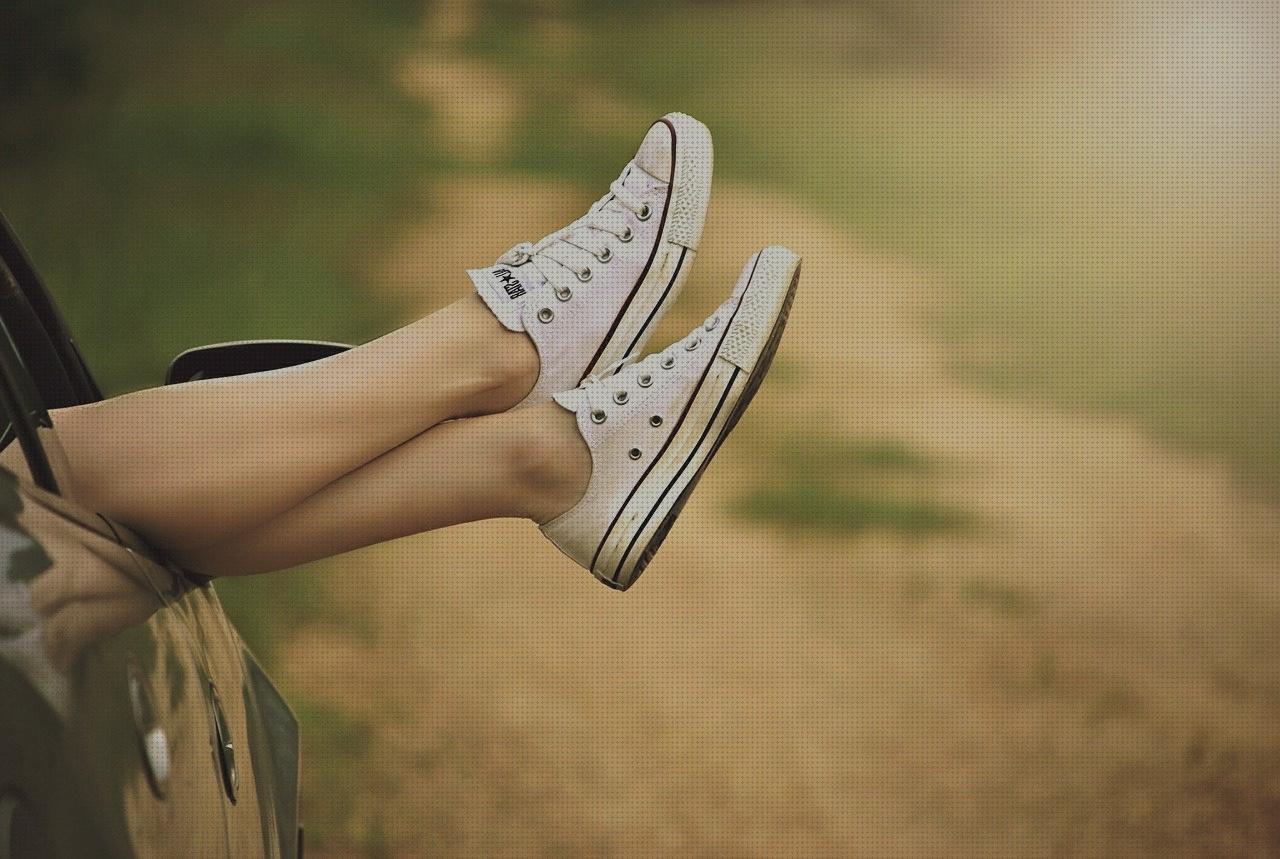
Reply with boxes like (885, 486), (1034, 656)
(469, 112), (713, 405)
(541, 246), (802, 590)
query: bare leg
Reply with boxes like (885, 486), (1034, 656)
(52, 294), (538, 550)
(174, 402), (591, 577)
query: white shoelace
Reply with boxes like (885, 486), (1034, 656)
(580, 309), (719, 399)
(581, 355), (638, 390)
(496, 164), (654, 287)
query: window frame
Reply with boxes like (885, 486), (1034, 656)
(0, 209), (106, 495)
(0, 314), (59, 493)
(0, 210), (102, 409)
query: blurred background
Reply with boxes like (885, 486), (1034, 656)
(3, 0), (1278, 853)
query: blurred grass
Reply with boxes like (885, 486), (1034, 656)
(288, 695), (377, 845)
(960, 579), (1037, 617)
(779, 435), (938, 477)
(735, 480), (973, 535)
(734, 434), (974, 535)
(1, 0), (432, 394)
(469, 1), (1280, 493)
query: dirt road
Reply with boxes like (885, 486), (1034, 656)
(288, 165), (1280, 853)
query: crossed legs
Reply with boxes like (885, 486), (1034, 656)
(46, 292), (591, 570)
(177, 400), (591, 576)
(14, 291), (595, 671)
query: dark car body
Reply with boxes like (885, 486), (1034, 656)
(0, 212), (331, 856)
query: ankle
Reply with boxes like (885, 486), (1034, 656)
(502, 403), (591, 522)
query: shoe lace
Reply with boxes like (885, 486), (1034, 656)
(496, 164), (654, 288)
(579, 309), (720, 399)
(580, 355), (640, 390)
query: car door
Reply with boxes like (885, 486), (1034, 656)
(96, 519), (300, 858)
(0, 329), (233, 854)
(0, 473), (238, 856)
(0, 213), (299, 856)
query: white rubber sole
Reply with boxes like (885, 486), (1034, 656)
(590, 246), (801, 590)
(585, 112), (713, 380)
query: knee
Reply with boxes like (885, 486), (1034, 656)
(504, 425), (570, 494)
(452, 332), (539, 415)
(489, 337), (539, 398)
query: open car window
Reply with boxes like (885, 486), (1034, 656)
(0, 269), (67, 494)
(0, 212), (100, 411)
(0, 319), (59, 494)
(0, 212), (103, 496)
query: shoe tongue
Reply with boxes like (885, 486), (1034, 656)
(467, 264), (535, 332)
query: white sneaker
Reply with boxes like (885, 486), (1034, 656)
(469, 112), (713, 404)
(541, 246), (802, 590)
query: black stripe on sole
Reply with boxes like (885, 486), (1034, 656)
(608, 367), (740, 586)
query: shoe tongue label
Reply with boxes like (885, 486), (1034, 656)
(467, 266), (529, 333)
(489, 266), (527, 300)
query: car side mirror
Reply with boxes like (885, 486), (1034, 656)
(165, 340), (352, 385)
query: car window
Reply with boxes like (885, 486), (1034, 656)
(0, 303), (63, 494)
(0, 213), (100, 410)
(0, 213), (103, 499)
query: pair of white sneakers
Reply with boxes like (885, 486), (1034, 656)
(470, 113), (800, 590)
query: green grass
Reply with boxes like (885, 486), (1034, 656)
(289, 695), (376, 841)
(960, 579), (1037, 617)
(736, 480), (973, 536)
(212, 561), (375, 667)
(779, 436), (939, 478)
(1, 0), (432, 395)
(733, 435), (973, 536)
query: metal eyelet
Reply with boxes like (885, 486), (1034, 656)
(629, 448), (643, 460)
(577, 267), (592, 283)
(614, 390), (629, 405)
(590, 409), (607, 424)
(637, 204), (652, 221)
(661, 355), (675, 369)
(619, 227), (634, 243)
(704, 315), (720, 331)
(597, 247), (613, 263)
(649, 415), (663, 428)
(685, 336), (702, 351)
(638, 374), (653, 388)
(555, 285), (572, 301)
(537, 307), (554, 323)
